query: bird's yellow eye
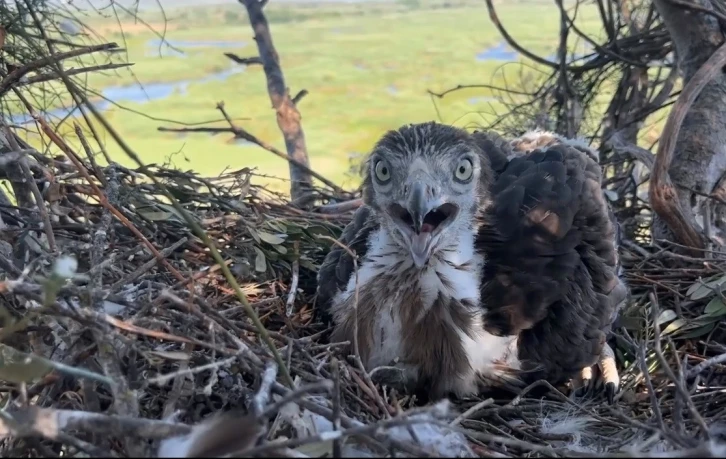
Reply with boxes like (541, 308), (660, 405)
(455, 158), (473, 182)
(374, 160), (391, 182)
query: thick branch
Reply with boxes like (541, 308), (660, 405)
(650, 0), (726, 249)
(648, 40), (726, 251)
(238, 0), (313, 207)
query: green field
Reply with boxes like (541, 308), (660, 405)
(11, 0), (614, 193)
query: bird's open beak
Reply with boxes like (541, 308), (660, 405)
(389, 181), (459, 268)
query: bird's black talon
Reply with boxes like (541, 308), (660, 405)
(605, 382), (616, 405)
(370, 366), (408, 393)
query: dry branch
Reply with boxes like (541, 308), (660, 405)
(238, 0), (313, 207)
(648, 41), (726, 253)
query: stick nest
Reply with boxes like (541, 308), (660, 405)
(1, 118), (725, 458)
(0, 19), (725, 456)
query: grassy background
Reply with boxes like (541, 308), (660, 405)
(12, 0), (618, 193)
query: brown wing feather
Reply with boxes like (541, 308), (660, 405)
(315, 205), (380, 324)
(476, 139), (626, 384)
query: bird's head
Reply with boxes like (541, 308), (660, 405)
(362, 122), (493, 268)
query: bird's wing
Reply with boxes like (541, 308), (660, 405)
(315, 205), (379, 323)
(476, 141), (625, 379)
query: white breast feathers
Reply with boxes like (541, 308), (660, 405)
(329, 227), (520, 398)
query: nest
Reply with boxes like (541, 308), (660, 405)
(0, 3), (725, 455)
(0, 111), (725, 458)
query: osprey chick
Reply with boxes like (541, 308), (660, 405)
(316, 122), (627, 402)
(316, 122), (517, 399)
(473, 129), (627, 402)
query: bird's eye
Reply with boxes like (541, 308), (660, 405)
(374, 160), (391, 183)
(455, 158), (473, 182)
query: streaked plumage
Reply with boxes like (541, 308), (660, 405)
(316, 122), (627, 402)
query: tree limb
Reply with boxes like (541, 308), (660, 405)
(648, 40), (726, 252)
(238, 0), (314, 207)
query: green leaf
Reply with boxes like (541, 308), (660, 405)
(656, 309), (677, 326)
(299, 258), (319, 272)
(305, 225), (336, 239)
(662, 318), (688, 336)
(686, 278), (708, 297)
(258, 231), (286, 245)
(0, 346), (52, 383)
(139, 210), (173, 222)
(688, 275), (726, 300)
(690, 284), (714, 301)
(254, 247), (267, 273)
(679, 322), (717, 340)
(157, 203), (187, 221)
(273, 244), (288, 255)
(266, 221), (287, 233)
(283, 224), (304, 235)
(247, 226), (261, 244)
(704, 297), (726, 317)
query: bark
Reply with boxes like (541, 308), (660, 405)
(650, 0), (726, 249)
(239, 0), (314, 208)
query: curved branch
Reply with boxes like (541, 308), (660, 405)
(428, 84), (534, 99)
(648, 41), (726, 251)
(483, 0), (558, 69)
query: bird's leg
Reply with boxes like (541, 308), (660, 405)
(598, 342), (619, 404)
(572, 343), (619, 404)
(572, 365), (593, 395)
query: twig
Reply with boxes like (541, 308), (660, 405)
(451, 398), (495, 426)
(146, 355), (239, 387)
(331, 357), (342, 458)
(649, 292), (711, 440)
(253, 363), (278, 417)
(212, 102), (345, 195)
(108, 237), (188, 293)
(0, 42), (122, 96)
(0, 343), (113, 386)
(224, 53), (262, 65)
(687, 353), (726, 379)
(27, 61), (296, 388)
(285, 241), (299, 317)
(316, 198), (363, 214)
(3, 127), (56, 254)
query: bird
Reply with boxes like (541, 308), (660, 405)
(472, 128), (628, 402)
(315, 121), (628, 403)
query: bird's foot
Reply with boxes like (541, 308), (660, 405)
(369, 363), (417, 395)
(571, 343), (620, 405)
